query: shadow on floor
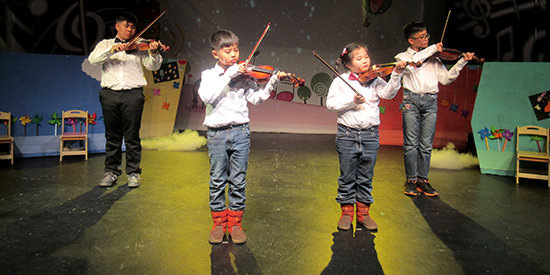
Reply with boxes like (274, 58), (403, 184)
(0, 185), (132, 275)
(210, 237), (262, 275)
(412, 195), (548, 275)
(321, 226), (384, 275)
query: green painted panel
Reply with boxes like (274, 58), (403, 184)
(471, 62), (550, 176)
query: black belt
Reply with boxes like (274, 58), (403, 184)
(338, 124), (378, 132)
(103, 87), (143, 92)
(208, 123), (247, 131)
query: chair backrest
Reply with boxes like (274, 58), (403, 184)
(516, 125), (549, 153)
(0, 111), (11, 137)
(61, 110), (88, 134)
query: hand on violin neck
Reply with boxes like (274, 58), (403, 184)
(276, 71), (288, 81)
(148, 41), (159, 53)
(463, 52), (475, 61)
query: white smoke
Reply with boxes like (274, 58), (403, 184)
(431, 142), (479, 170)
(142, 129), (206, 151)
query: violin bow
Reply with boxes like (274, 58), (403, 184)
(244, 22), (271, 67)
(312, 51), (361, 96)
(125, 9), (167, 50)
(440, 10), (451, 43)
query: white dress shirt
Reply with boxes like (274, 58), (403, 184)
(326, 71), (403, 129)
(198, 63), (279, 128)
(88, 37), (163, 90)
(395, 45), (467, 94)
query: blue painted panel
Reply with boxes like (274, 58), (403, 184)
(0, 52), (103, 137)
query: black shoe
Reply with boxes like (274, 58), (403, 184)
(416, 179), (439, 196)
(404, 180), (419, 196)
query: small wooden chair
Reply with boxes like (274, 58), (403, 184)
(0, 111), (14, 165)
(516, 125), (550, 187)
(60, 110), (88, 161)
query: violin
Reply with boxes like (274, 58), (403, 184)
(358, 61), (422, 83)
(126, 38), (170, 52)
(238, 61), (305, 87)
(436, 48), (484, 64)
(124, 10), (170, 53)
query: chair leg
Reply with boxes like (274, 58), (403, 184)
(85, 139), (88, 160)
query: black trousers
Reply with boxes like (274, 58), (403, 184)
(99, 88), (144, 176)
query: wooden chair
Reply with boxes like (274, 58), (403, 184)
(60, 110), (88, 161)
(0, 111), (14, 165)
(516, 125), (550, 187)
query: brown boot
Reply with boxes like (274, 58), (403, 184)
(209, 209), (227, 244)
(356, 201), (378, 231)
(227, 210), (246, 244)
(337, 204), (354, 230)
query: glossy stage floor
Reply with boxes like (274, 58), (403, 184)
(1, 133), (550, 275)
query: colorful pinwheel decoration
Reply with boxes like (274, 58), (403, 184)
(461, 109), (469, 118)
(379, 106), (386, 114)
(31, 115), (43, 136)
(153, 88), (161, 96)
(162, 102), (170, 110)
(67, 117), (78, 132)
(501, 129), (514, 151)
(48, 112), (62, 135)
(488, 126), (503, 151)
(449, 103), (459, 112)
(441, 99), (449, 107)
(399, 103), (405, 112)
(173, 81), (180, 89)
(19, 115), (32, 136)
(478, 127), (490, 151)
(531, 136), (544, 152)
(88, 113), (97, 125)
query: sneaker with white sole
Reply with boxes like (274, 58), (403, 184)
(128, 173), (141, 188)
(99, 172), (117, 187)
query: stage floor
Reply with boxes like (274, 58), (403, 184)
(1, 132), (550, 275)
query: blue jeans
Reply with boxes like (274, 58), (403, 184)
(402, 90), (438, 180)
(335, 124), (380, 205)
(207, 124), (250, 212)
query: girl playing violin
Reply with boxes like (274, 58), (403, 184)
(198, 29), (290, 244)
(396, 22), (474, 198)
(326, 43), (407, 231)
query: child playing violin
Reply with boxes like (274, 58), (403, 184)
(326, 43), (407, 231)
(198, 29), (289, 244)
(89, 11), (163, 188)
(396, 22), (474, 197)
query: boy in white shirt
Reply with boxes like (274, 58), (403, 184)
(395, 22), (474, 197)
(198, 29), (289, 244)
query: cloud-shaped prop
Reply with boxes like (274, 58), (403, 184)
(81, 58), (102, 81)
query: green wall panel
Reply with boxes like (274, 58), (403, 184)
(471, 62), (550, 176)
